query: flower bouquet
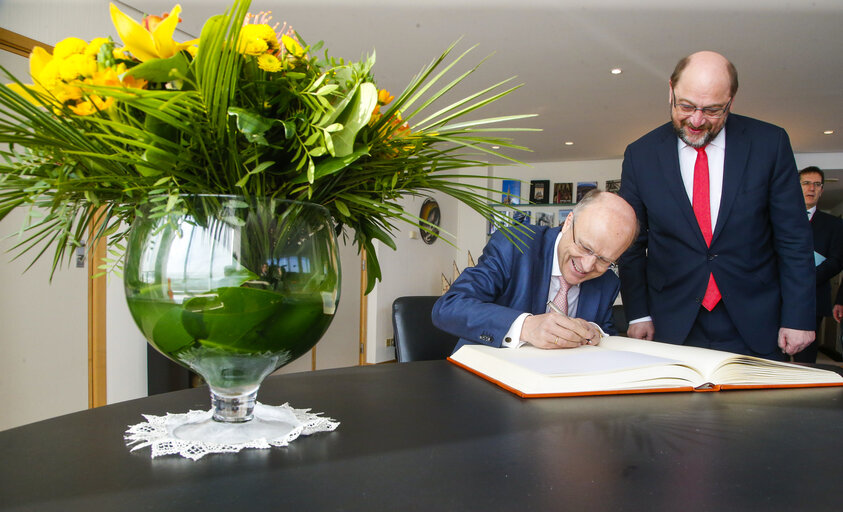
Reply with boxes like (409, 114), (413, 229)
(0, 0), (534, 292)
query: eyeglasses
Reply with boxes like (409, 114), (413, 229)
(671, 88), (732, 118)
(570, 217), (618, 273)
(800, 181), (823, 188)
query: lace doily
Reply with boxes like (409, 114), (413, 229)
(125, 402), (339, 460)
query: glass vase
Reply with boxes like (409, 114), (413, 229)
(124, 196), (340, 436)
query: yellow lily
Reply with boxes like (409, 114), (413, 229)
(109, 3), (197, 62)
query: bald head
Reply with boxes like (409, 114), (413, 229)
(555, 190), (637, 284)
(670, 51), (738, 97)
(574, 190), (639, 252)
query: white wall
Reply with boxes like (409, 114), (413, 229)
(0, 209), (88, 431)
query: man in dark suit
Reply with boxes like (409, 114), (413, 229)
(798, 166), (843, 362)
(433, 191), (638, 352)
(618, 51), (815, 360)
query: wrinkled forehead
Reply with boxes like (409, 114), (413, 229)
(673, 65), (731, 103)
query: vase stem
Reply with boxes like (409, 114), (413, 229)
(211, 389), (257, 423)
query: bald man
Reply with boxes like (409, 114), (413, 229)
(433, 190), (638, 352)
(618, 51), (815, 360)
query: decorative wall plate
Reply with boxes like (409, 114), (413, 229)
(419, 198), (441, 245)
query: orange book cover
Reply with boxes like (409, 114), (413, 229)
(447, 337), (843, 398)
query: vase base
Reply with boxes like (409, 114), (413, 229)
(210, 389), (257, 422)
(172, 415), (298, 444)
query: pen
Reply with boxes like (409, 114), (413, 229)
(547, 300), (594, 345)
(546, 300), (566, 316)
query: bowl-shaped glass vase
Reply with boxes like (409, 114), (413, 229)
(124, 197), (340, 427)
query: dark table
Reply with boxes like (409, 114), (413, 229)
(2, 361), (842, 511)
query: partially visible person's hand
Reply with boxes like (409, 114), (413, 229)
(777, 328), (815, 356)
(626, 321), (655, 340)
(833, 304), (843, 323)
(521, 313), (601, 349)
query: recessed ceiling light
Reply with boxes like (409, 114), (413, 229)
(610, 68), (622, 75)
(824, 130), (834, 135)
(564, 141), (574, 146)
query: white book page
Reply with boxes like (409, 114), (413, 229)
(597, 336), (732, 379)
(505, 345), (683, 376)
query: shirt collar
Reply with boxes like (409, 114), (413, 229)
(552, 230), (563, 277)
(808, 205), (817, 219)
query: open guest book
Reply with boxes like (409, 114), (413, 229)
(448, 336), (843, 398)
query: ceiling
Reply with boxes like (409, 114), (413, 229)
(28, 1), (843, 203)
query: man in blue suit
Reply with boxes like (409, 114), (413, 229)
(618, 51), (815, 360)
(797, 166), (843, 363)
(433, 191), (638, 352)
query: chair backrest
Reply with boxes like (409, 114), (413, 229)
(392, 296), (459, 362)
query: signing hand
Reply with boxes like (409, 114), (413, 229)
(626, 320), (655, 341)
(521, 312), (601, 349)
(777, 327), (815, 356)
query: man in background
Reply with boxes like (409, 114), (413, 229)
(801, 166), (843, 362)
(618, 50), (815, 360)
(433, 191), (637, 352)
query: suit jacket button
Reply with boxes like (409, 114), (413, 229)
(695, 297), (702, 303)
(708, 254), (717, 261)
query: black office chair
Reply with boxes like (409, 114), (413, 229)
(392, 296), (459, 362)
(612, 304), (628, 336)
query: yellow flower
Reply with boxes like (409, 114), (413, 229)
(238, 24), (279, 56)
(257, 53), (282, 72)
(112, 47), (130, 60)
(69, 95), (112, 116)
(58, 54), (96, 82)
(52, 38), (87, 60)
(109, 3), (197, 62)
(377, 89), (394, 105)
(85, 38), (111, 58)
(281, 35), (304, 58)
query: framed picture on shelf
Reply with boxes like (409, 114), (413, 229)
(512, 210), (532, 225)
(557, 209), (573, 226)
(605, 179), (621, 194)
(534, 212), (553, 227)
(501, 180), (521, 205)
(576, 181), (597, 202)
(553, 182), (572, 203)
(529, 180), (550, 204)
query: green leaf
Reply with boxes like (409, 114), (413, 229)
(330, 82), (378, 157)
(290, 146), (368, 184)
(126, 52), (191, 82)
(229, 107), (277, 145)
(334, 199), (350, 217)
(316, 84), (339, 96)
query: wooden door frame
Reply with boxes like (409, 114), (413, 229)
(0, 29), (108, 407)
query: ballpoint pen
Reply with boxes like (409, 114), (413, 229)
(547, 300), (593, 345)
(546, 300), (566, 316)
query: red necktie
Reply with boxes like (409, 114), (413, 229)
(693, 146), (721, 311)
(552, 276), (571, 315)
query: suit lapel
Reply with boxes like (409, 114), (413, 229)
(577, 279), (598, 321)
(713, 116), (749, 243)
(531, 227), (560, 314)
(657, 129), (706, 245)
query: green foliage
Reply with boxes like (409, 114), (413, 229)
(0, 0), (537, 293)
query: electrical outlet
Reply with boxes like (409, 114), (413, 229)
(385, 337), (394, 347)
